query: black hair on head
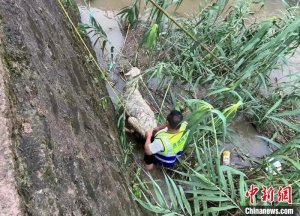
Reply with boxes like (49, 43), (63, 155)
(167, 110), (183, 130)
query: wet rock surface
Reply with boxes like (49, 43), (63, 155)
(0, 43), (21, 216)
(0, 0), (141, 215)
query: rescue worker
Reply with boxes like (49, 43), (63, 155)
(144, 110), (189, 170)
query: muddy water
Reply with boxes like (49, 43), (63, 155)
(78, 7), (126, 105)
(270, 48), (300, 86)
(225, 117), (274, 168)
(76, 0), (284, 17)
(75, 0), (207, 15)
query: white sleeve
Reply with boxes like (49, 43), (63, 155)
(149, 139), (164, 154)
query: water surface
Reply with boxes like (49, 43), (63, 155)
(76, 0), (284, 17)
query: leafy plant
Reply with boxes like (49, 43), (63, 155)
(132, 99), (299, 215)
(63, 0), (76, 9)
(100, 96), (109, 110)
(81, 13), (107, 48)
(116, 107), (134, 168)
(118, 0), (141, 27)
(141, 24), (160, 51)
(145, 0), (183, 26)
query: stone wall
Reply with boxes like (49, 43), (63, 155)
(0, 0), (141, 215)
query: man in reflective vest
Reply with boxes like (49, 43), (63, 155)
(144, 110), (189, 170)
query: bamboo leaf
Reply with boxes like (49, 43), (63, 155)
(199, 205), (237, 214)
(185, 190), (222, 195)
(212, 109), (227, 137)
(163, 213), (177, 216)
(176, 179), (216, 190)
(256, 136), (282, 149)
(269, 116), (300, 132)
(195, 196), (230, 202)
(239, 176), (246, 206)
(134, 193), (170, 214)
(206, 87), (231, 97)
(274, 155), (300, 170)
(147, 172), (167, 207)
(273, 109), (300, 117)
(193, 187), (200, 215)
(164, 173), (178, 210)
(262, 98), (283, 121)
(220, 165), (246, 177)
(227, 170), (236, 200)
(168, 176), (185, 214)
(179, 186), (192, 215)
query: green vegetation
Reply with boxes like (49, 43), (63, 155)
(118, 0), (141, 27)
(133, 101), (300, 214)
(81, 14), (108, 47)
(63, 0), (76, 9)
(117, 108), (134, 168)
(116, 0), (300, 215)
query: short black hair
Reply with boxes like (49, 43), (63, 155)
(167, 110), (183, 130)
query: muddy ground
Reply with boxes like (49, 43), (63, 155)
(0, 0), (142, 215)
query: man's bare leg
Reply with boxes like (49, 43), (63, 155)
(145, 163), (154, 171)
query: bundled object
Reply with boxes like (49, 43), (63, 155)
(265, 158), (282, 175)
(223, 150), (231, 165)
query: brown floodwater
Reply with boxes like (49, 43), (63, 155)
(76, 0), (284, 17)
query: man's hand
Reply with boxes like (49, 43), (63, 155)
(145, 130), (152, 139)
(152, 122), (168, 136)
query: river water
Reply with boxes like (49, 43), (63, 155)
(77, 0), (299, 167)
(76, 0), (284, 17)
(76, 0), (300, 84)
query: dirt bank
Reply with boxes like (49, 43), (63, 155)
(0, 0), (141, 215)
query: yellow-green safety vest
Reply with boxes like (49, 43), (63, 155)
(153, 122), (189, 167)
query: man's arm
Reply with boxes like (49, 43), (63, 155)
(144, 130), (164, 156)
(144, 130), (153, 155)
(152, 123), (167, 136)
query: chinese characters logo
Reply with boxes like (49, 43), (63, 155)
(245, 184), (292, 205)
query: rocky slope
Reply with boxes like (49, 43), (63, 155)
(0, 0), (141, 215)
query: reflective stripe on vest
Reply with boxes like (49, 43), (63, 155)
(154, 122), (189, 166)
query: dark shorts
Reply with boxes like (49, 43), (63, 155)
(144, 136), (176, 167)
(144, 154), (176, 168)
(144, 154), (156, 165)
